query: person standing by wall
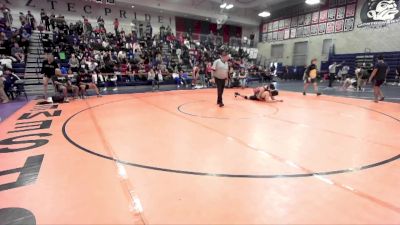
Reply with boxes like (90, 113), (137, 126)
(40, 9), (46, 25)
(113, 18), (119, 36)
(19, 12), (26, 26)
(1, 4), (12, 27)
(396, 63), (400, 86)
(369, 55), (389, 102)
(43, 12), (50, 31)
(98, 16), (105, 32)
(281, 66), (289, 81)
(50, 13), (55, 30)
(303, 58), (322, 96)
(26, 11), (36, 30)
(356, 65), (367, 92)
(328, 61), (342, 87)
(212, 51), (230, 107)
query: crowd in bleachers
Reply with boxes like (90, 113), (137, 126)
(34, 10), (275, 102)
(0, 3), (33, 103)
(0, 6), (300, 104)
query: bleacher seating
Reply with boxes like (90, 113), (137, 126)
(12, 63), (26, 78)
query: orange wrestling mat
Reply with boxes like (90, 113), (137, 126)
(0, 89), (399, 224)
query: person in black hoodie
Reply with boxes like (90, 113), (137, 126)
(76, 69), (102, 98)
(368, 55), (389, 102)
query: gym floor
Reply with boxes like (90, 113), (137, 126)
(0, 82), (399, 224)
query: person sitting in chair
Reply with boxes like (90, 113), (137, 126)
(0, 70), (9, 103)
(238, 68), (248, 89)
(76, 70), (102, 98)
(234, 83), (283, 103)
(52, 68), (79, 102)
(3, 67), (21, 99)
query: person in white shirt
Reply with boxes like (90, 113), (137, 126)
(117, 50), (126, 62)
(212, 51), (230, 107)
(328, 61), (342, 87)
(341, 65), (350, 82)
(102, 40), (109, 49)
(147, 68), (159, 91)
(0, 56), (13, 69)
(172, 70), (181, 88)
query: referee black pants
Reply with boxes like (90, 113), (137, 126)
(329, 73), (335, 87)
(215, 77), (225, 104)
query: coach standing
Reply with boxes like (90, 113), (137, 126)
(369, 55), (389, 103)
(41, 54), (58, 99)
(212, 51), (229, 107)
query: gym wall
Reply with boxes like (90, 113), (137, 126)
(5, 0), (176, 35)
(257, 0), (400, 66)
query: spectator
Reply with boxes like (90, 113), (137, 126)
(43, 12), (50, 31)
(26, 11), (36, 30)
(118, 49), (127, 62)
(191, 62), (200, 88)
(130, 20), (136, 34)
(282, 66), (289, 81)
(238, 68), (248, 89)
(20, 29), (30, 53)
(76, 70), (102, 98)
(179, 69), (189, 87)
(69, 53), (79, 73)
(50, 13), (56, 30)
(148, 67), (160, 91)
(3, 67), (21, 98)
(1, 4), (12, 27)
(21, 29), (30, 40)
(270, 64), (276, 76)
(0, 70), (9, 103)
(86, 58), (98, 74)
(19, 12), (26, 26)
(172, 70), (181, 88)
(0, 55), (12, 69)
(114, 18), (119, 36)
(11, 43), (25, 63)
(52, 68), (79, 102)
(40, 9), (46, 24)
(42, 34), (52, 53)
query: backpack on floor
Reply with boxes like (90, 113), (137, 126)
(52, 95), (64, 103)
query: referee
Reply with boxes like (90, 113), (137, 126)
(212, 51), (229, 107)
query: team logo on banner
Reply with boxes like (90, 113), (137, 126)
(358, 0), (400, 28)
